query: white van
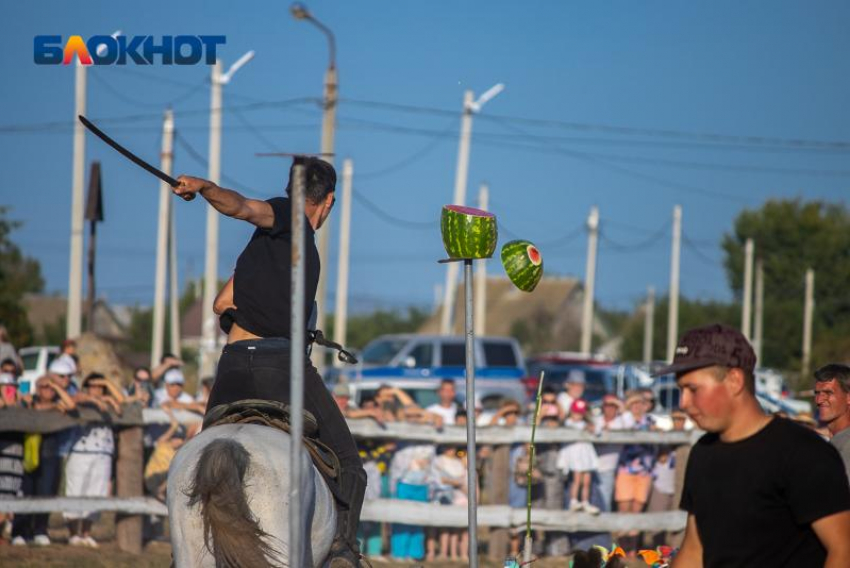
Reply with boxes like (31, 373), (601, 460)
(18, 345), (60, 394)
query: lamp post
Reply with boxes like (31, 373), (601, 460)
(291, 2), (337, 376)
(199, 51), (255, 379)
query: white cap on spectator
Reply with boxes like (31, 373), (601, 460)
(0, 372), (16, 385)
(164, 368), (185, 385)
(49, 356), (76, 376)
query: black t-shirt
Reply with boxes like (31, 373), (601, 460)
(681, 417), (850, 568)
(230, 197), (320, 338)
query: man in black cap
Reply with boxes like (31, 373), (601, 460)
(663, 324), (850, 568)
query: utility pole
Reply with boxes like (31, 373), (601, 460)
(741, 238), (754, 339)
(67, 60), (87, 339)
(84, 162), (103, 332)
(802, 268), (814, 376)
(666, 205), (682, 362)
(168, 206), (180, 357)
(440, 84), (504, 335)
(474, 184), (489, 335)
(753, 258), (764, 363)
(643, 286), (655, 364)
(580, 206), (599, 355)
(441, 90), (475, 336)
(199, 52), (254, 378)
(200, 60), (223, 378)
(332, 159), (353, 368)
(151, 109), (174, 368)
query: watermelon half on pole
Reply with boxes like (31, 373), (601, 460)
(501, 240), (543, 292)
(440, 205), (498, 259)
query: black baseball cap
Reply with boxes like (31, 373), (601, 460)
(652, 323), (756, 377)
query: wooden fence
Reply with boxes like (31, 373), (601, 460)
(0, 406), (694, 556)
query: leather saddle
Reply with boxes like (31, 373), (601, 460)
(203, 399), (345, 504)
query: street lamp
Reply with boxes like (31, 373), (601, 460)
(199, 51), (255, 378)
(291, 2), (337, 376)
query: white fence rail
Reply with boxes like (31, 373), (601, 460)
(0, 498), (687, 532)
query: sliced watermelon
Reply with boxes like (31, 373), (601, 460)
(440, 205), (498, 259)
(501, 239), (543, 292)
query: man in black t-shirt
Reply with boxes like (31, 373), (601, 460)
(175, 158), (367, 568)
(654, 324), (850, 568)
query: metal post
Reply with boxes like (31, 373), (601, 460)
(474, 184), (489, 335)
(580, 206), (599, 355)
(332, 159), (353, 368)
(67, 61), (86, 339)
(802, 268), (814, 376)
(289, 165), (307, 564)
(463, 258), (479, 568)
(151, 110), (174, 368)
(314, 65), (338, 376)
(666, 205), (682, 362)
(441, 90), (475, 335)
(754, 258), (764, 363)
(643, 286), (655, 364)
(168, 207), (180, 356)
(200, 60), (223, 378)
(741, 238), (754, 339)
(86, 219), (97, 332)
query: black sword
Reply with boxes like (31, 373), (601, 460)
(79, 115), (180, 188)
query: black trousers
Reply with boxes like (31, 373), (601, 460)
(206, 338), (366, 529)
(12, 453), (62, 539)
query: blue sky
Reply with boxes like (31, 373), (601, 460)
(2, 1), (849, 315)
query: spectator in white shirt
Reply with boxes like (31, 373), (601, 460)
(556, 371), (586, 417)
(426, 379), (459, 426)
(153, 369), (203, 413)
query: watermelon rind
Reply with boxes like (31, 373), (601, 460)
(501, 239), (543, 292)
(440, 205), (498, 259)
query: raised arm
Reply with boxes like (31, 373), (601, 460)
(174, 176), (274, 229)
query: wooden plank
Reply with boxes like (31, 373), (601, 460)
(486, 445), (511, 558)
(115, 426), (144, 554)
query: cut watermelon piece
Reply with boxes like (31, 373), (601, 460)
(440, 204), (498, 259)
(501, 239), (543, 292)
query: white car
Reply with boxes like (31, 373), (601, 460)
(18, 345), (60, 395)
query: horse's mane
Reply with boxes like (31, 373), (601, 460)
(186, 438), (282, 568)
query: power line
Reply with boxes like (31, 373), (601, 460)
(350, 191), (435, 230)
(173, 131), (268, 199)
(600, 223), (670, 252)
(89, 71), (206, 110)
(357, 119), (456, 180)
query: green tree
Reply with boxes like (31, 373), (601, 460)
(721, 200), (850, 370)
(0, 207), (44, 346)
(619, 295), (739, 362)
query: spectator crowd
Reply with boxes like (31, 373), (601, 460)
(0, 325), (848, 565)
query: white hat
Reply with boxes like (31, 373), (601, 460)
(49, 356), (76, 376)
(164, 368), (185, 384)
(0, 373), (16, 385)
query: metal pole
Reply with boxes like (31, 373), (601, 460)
(332, 158), (353, 368)
(289, 165), (307, 565)
(67, 61), (86, 339)
(474, 184), (489, 335)
(168, 207), (180, 356)
(741, 238), (754, 339)
(441, 90), (475, 335)
(151, 109), (174, 368)
(200, 60), (223, 378)
(580, 206), (599, 355)
(643, 286), (655, 364)
(314, 65), (338, 376)
(666, 205), (682, 362)
(463, 258), (479, 568)
(802, 268), (814, 376)
(86, 220), (96, 332)
(754, 258), (764, 364)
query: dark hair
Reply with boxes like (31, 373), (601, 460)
(541, 386), (557, 396)
(440, 378), (456, 388)
(455, 409), (468, 420)
(83, 372), (105, 388)
(0, 358), (16, 369)
(571, 548), (603, 568)
(134, 366), (151, 379)
(814, 363), (850, 394)
(161, 352), (176, 363)
(285, 156), (336, 204)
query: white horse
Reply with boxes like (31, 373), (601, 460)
(167, 423), (337, 568)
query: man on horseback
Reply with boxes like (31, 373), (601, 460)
(174, 158), (367, 568)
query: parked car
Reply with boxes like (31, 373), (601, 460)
(19, 345), (60, 394)
(525, 353), (632, 403)
(329, 334), (526, 384)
